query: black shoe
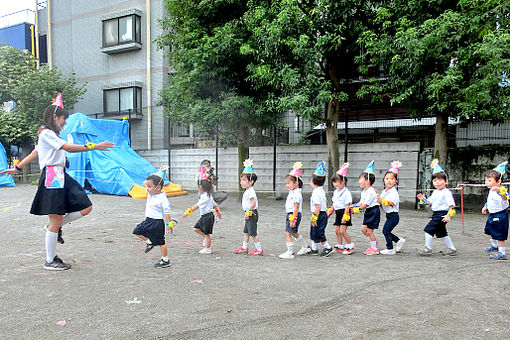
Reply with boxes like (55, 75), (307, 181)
(57, 229), (65, 244)
(154, 259), (171, 268)
(44, 258), (71, 271)
(145, 243), (154, 253)
(310, 249), (319, 256)
(320, 247), (333, 257)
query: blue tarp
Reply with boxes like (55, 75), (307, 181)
(60, 113), (167, 196)
(0, 141), (15, 187)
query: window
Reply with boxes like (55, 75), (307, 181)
(102, 14), (141, 47)
(103, 87), (142, 115)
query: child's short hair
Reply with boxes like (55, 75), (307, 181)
(241, 173), (257, 184)
(431, 172), (448, 181)
(360, 172), (375, 185)
(147, 174), (164, 188)
(485, 169), (503, 182)
(312, 174), (326, 186)
(331, 174), (347, 184)
(199, 179), (214, 196)
(383, 171), (399, 187)
(285, 174), (303, 188)
(200, 159), (211, 166)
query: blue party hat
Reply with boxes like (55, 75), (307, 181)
(314, 161), (327, 176)
(494, 161), (508, 175)
(363, 160), (375, 174)
(430, 159), (445, 174)
(154, 166), (168, 180)
(242, 159), (254, 174)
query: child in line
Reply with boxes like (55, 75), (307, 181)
(353, 160), (381, 255)
(1, 94), (114, 270)
(279, 162), (309, 259)
(309, 161), (332, 256)
(234, 159), (263, 255)
(481, 161), (509, 260)
(416, 159), (457, 256)
(133, 170), (175, 268)
(182, 167), (222, 254)
(378, 161), (406, 255)
(328, 163), (354, 255)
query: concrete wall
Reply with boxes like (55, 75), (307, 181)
(139, 142), (421, 207)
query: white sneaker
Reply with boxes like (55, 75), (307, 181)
(199, 247), (212, 254)
(296, 246), (311, 255)
(380, 249), (396, 255)
(395, 238), (406, 252)
(202, 238), (206, 247)
(279, 251), (295, 259)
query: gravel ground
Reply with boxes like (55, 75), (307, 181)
(0, 184), (509, 339)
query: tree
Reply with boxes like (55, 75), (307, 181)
(242, 0), (372, 180)
(0, 45), (86, 178)
(359, 0), (510, 164)
(157, 0), (276, 179)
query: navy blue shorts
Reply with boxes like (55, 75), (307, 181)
(286, 212), (302, 233)
(484, 210), (509, 241)
(133, 217), (165, 246)
(424, 210), (449, 238)
(334, 208), (352, 226)
(194, 212), (214, 235)
(310, 211), (328, 242)
(363, 206), (380, 229)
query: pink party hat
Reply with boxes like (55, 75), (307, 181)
(388, 161), (402, 175)
(336, 163), (349, 176)
(289, 162), (303, 178)
(51, 93), (64, 108)
(199, 166), (209, 181)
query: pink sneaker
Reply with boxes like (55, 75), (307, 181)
(364, 246), (380, 256)
(234, 247), (248, 254)
(249, 248), (263, 256)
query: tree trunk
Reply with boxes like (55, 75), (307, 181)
(21, 139), (33, 183)
(237, 124), (250, 191)
(326, 100), (339, 191)
(434, 113), (448, 166)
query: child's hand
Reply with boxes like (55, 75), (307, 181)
(311, 221), (317, 227)
(182, 213), (187, 219)
(327, 207), (334, 217)
(417, 193), (425, 200)
(481, 206), (488, 214)
(442, 214), (451, 223)
(377, 197), (382, 203)
(0, 168), (17, 175)
(216, 211), (222, 220)
(290, 221), (296, 228)
(244, 215), (250, 221)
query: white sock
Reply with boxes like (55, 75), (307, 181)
(346, 243), (354, 249)
(295, 235), (308, 247)
(311, 242), (319, 251)
(242, 241), (248, 249)
(254, 242), (262, 251)
(499, 247), (506, 255)
(370, 241), (377, 249)
(62, 211), (83, 225)
(323, 241), (331, 249)
(162, 256), (169, 262)
(443, 236), (456, 250)
(425, 233), (433, 250)
(366, 236), (371, 243)
(146, 239), (152, 245)
(286, 242), (294, 253)
(45, 230), (58, 263)
(491, 239), (498, 248)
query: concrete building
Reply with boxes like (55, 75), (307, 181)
(35, 0), (170, 151)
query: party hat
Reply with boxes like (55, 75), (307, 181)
(313, 161), (327, 176)
(363, 160), (375, 174)
(242, 159), (254, 174)
(289, 162), (303, 178)
(198, 166), (209, 181)
(388, 160), (402, 175)
(154, 165), (168, 180)
(336, 162), (349, 176)
(430, 159), (445, 174)
(51, 93), (64, 108)
(493, 161), (508, 175)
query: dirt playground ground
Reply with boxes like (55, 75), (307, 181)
(0, 184), (509, 339)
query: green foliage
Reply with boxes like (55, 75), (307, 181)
(359, 0), (510, 121)
(0, 45), (86, 147)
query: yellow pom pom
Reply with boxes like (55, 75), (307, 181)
(448, 208), (456, 217)
(352, 207), (361, 215)
(381, 199), (389, 206)
(288, 214), (296, 222)
(185, 208), (193, 215)
(245, 210), (253, 217)
(311, 214), (318, 222)
(343, 213), (350, 222)
(499, 187), (508, 197)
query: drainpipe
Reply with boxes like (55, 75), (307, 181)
(34, 0), (40, 69)
(146, 0), (152, 150)
(47, 0), (52, 69)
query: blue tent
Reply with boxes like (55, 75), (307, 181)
(60, 113), (167, 196)
(0, 141), (15, 187)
